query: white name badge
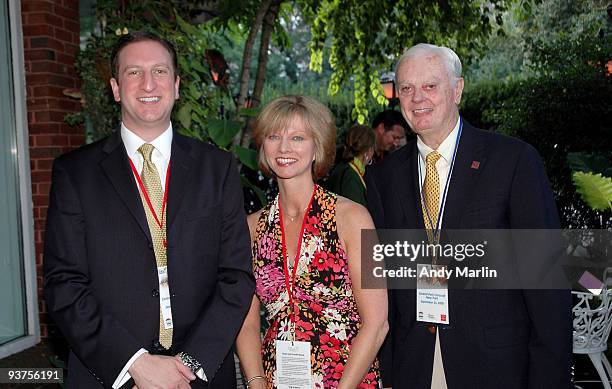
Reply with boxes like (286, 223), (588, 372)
(157, 266), (174, 330)
(416, 264), (450, 325)
(275, 340), (312, 389)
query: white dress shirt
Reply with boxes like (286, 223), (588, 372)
(112, 123), (173, 389)
(416, 116), (461, 389)
(121, 123), (173, 191)
(417, 117), (461, 228)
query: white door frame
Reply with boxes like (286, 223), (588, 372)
(0, 0), (40, 359)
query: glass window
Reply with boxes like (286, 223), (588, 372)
(0, 0), (28, 347)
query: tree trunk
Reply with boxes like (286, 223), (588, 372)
(240, 0), (282, 148)
(235, 0), (272, 111)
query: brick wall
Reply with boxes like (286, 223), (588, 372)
(21, 0), (83, 339)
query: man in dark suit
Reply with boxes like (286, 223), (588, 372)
(366, 43), (571, 388)
(43, 31), (254, 388)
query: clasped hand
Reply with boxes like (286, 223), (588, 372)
(130, 353), (195, 389)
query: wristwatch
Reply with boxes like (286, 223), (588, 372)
(177, 352), (202, 374)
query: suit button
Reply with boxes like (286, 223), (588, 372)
(148, 242), (154, 250)
(152, 289), (159, 297)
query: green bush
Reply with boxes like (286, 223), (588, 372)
(461, 33), (612, 228)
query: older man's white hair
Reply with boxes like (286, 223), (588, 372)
(394, 43), (463, 86)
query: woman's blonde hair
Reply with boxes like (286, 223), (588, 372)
(252, 95), (336, 180)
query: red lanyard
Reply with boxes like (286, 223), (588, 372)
(129, 157), (171, 243)
(278, 186), (316, 331)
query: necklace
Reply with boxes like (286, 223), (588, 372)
(285, 206), (308, 222)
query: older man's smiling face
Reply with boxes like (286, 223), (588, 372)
(396, 53), (463, 146)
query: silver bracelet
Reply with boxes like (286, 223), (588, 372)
(245, 375), (265, 387)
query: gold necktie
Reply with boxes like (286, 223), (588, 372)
(137, 143), (172, 349)
(422, 151), (442, 234)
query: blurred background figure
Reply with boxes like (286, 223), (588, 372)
(327, 124), (375, 206)
(371, 109), (409, 163)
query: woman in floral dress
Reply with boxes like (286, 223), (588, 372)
(236, 95), (388, 389)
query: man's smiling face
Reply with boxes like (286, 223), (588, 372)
(110, 40), (180, 135)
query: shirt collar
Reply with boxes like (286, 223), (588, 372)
(349, 157), (366, 176)
(417, 116), (461, 164)
(120, 122), (173, 160)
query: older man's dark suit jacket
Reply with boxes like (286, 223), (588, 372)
(366, 121), (571, 389)
(43, 130), (255, 388)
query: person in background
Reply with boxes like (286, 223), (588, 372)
(371, 109), (409, 163)
(327, 124), (375, 206)
(236, 95), (388, 389)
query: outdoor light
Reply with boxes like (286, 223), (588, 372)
(381, 73), (398, 106)
(381, 76), (396, 100)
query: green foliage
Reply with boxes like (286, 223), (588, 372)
(568, 152), (612, 176)
(73, 2), (228, 142)
(572, 172), (612, 211)
(304, 0), (509, 123)
(235, 146), (259, 171)
(205, 118), (241, 149)
(460, 78), (520, 131)
(466, 0), (610, 82)
(462, 30), (612, 228)
(73, 34), (120, 140)
(262, 81), (384, 138)
(71, 1), (266, 208)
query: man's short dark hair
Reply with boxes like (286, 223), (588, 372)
(110, 31), (178, 80)
(372, 109), (408, 132)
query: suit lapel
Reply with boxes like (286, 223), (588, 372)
(100, 131), (152, 243)
(166, 133), (194, 231)
(442, 123), (486, 229)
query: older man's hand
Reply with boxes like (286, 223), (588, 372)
(129, 352), (195, 389)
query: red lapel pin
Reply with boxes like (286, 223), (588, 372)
(471, 160), (480, 169)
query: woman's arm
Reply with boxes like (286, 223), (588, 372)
(336, 198), (389, 389)
(235, 212), (267, 389)
(236, 296), (266, 389)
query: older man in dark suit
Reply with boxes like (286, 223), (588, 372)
(366, 43), (571, 389)
(43, 31), (254, 388)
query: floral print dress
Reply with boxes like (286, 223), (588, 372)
(253, 185), (379, 388)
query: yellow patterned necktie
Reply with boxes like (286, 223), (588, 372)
(422, 151), (442, 240)
(137, 143), (172, 349)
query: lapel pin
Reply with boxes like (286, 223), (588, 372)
(471, 160), (480, 170)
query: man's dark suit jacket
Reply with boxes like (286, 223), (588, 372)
(43, 131), (255, 388)
(366, 121), (571, 389)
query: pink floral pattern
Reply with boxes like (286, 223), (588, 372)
(253, 185), (379, 388)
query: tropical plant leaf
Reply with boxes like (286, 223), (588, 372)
(572, 172), (612, 211)
(177, 103), (192, 129)
(567, 152), (612, 176)
(234, 145), (258, 171)
(206, 118), (241, 149)
(238, 107), (261, 117)
(175, 13), (199, 36)
(191, 60), (206, 73)
(240, 175), (267, 207)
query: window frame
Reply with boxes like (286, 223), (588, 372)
(0, 0), (40, 359)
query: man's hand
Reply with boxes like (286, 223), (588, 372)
(129, 353), (195, 389)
